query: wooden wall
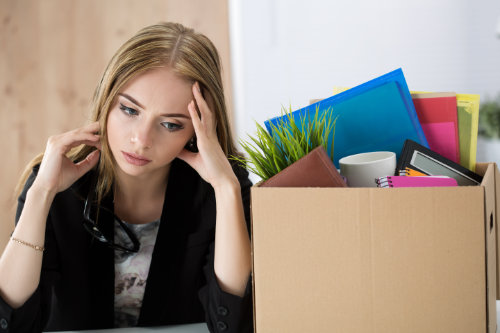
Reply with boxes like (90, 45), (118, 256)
(0, 0), (232, 254)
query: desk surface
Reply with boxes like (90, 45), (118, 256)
(47, 301), (500, 332)
(46, 323), (208, 333)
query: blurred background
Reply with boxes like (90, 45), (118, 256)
(1, 0), (500, 253)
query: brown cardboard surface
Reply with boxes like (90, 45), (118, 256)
(477, 163), (497, 331)
(480, 162), (500, 302)
(251, 163), (497, 333)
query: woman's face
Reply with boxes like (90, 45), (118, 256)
(106, 67), (195, 179)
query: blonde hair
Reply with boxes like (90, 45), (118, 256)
(16, 22), (238, 201)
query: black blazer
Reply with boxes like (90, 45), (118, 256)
(0, 159), (253, 333)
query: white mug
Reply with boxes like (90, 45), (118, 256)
(339, 151), (396, 187)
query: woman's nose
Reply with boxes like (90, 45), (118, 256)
(130, 122), (153, 149)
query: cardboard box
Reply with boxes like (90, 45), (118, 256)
(251, 163), (498, 333)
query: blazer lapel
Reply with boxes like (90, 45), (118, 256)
(87, 192), (116, 328)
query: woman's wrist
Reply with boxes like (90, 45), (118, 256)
(28, 181), (57, 204)
(212, 175), (240, 195)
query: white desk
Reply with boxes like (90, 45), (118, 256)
(46, 323), (208, 333)
(46, 302), (500, 332)
(497, 300), (500, 331)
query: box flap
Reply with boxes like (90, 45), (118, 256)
(478, 163), (500, 303)
(477, 163), (498, 332)
(494, 164), (500, 302)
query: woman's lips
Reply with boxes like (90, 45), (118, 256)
(122, 151), (152, 166)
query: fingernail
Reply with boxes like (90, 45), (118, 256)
(196, 82), (201, 93)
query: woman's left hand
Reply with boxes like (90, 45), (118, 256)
(177, 82), (238, 190)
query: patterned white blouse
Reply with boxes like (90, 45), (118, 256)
(113, 219), (160, 327)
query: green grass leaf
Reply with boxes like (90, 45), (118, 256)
(231, 104), (338, 181)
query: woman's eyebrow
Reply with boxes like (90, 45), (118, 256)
(118, 93), (145, 109)
(119, 92), (190, 119)
(160, 113), (191, 119)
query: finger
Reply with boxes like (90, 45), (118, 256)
(191, 82), (207, 110)
(192, 82), (214, 124)
(84, 121), (101, 134)
(201, 84), (217, 118)
(177, 148), (195, 163)
(176, 149), (199, 170)
(188, 101), (202, 134)
(74, 123), (101, 139)
(74, 150), (100, 177)
(55, 132), (101, 153)
(64, 139), (102, 151)
(80, 139), (102, 151)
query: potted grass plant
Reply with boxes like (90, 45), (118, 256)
(233, 105), (342, 186)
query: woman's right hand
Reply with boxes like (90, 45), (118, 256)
(32, 122), (102, 196)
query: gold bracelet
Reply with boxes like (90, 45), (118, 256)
(10, 237), (45, 252)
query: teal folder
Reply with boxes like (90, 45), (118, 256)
(264, 69), (429, 168)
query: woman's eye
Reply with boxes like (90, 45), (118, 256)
(119, 104), (138, 116)
(161, 122), (183, 132)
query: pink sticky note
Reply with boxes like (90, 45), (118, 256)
(421, 122), (458, 163)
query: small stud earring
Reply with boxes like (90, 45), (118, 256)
(187, 137), (197, 152)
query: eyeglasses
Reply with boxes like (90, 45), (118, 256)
(83, 171), (140, 253)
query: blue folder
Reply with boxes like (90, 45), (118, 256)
(264, 68), (429, 168)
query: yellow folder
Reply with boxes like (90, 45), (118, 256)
(411, 91), (480, 171)
(456, 94), (480, 171)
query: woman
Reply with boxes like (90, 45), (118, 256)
(0, 22), (253, 332)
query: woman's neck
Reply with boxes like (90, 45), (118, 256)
(112, 164), (170, 224)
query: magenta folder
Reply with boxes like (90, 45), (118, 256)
(411, 92), (459, 163)
(376, 176), (458, 188)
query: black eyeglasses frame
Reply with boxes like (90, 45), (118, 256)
(82, 170), (140, 254)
